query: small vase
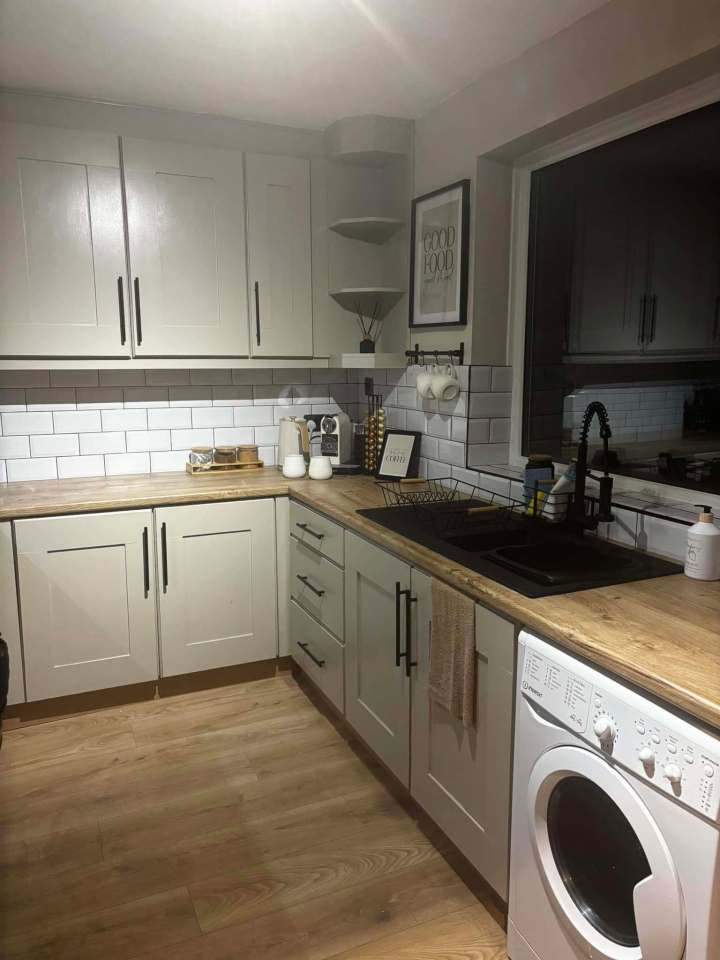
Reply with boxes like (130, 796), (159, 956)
(359, 338), (375, 354)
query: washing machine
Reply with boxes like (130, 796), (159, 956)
(508, 630), (720, 960)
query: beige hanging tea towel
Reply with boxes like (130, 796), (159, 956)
(429, 578), (476, 728)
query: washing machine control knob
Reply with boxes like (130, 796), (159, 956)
(638, 747), (655, 771)
(593, 716), (616, 745)
(663, 763), (682, 785)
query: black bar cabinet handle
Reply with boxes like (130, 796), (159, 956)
(298, 641), (325, 668)
(295, 522), (324, 541)
(649, 294), (657, 343)
(117, 276), (126, 345)
(404, 591), (418, 677)
(296, 574), (325, 597)
(638, 294), (647, 344)
(134, 276), (142, 345)
(160, 521), (168, 593)
(142, 526), (150, 598)
(394, 582), (402, 667)
(254, 280), (261, 346)
(713, 296), (720, 343)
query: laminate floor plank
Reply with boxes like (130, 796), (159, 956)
(0, 673), (507, 960)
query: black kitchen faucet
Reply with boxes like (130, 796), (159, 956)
(572, 401), (615, 532)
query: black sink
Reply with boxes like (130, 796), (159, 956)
(356, 504), (682, 598)
(490, 538), (642, 586)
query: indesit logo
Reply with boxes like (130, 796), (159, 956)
(423, 225), (456, 284)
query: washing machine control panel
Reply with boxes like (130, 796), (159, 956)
(520, 635), (720, 822)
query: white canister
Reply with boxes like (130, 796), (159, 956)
(308, 455), (332, 480)
(282, 454), (306, 479)
(684, 506), (720, 580)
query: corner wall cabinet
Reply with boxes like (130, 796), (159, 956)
(0, 522), (25, 705)
(15, 510), (158, 701)
(155, 499), (277, 677)
(0, 122), (129, 358)
(123, 138), (249, 357)
(245, 153), (313, 358)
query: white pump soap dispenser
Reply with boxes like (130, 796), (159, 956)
(684, 505), (720, 581)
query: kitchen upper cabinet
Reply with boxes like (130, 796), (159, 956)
(245, 153), (312, 357)
(568, 178), (647, 357)
(410, 582), (514, 898)
(123, 137), (249, 357)
(155, 499), (277, 677)
(643, 182), (720, 354)
(0, 522), (25, 705)
(344, 531), (411, 785)
(0, 122), (129, 357)
(15, 511), (158, 701)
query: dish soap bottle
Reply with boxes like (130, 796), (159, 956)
(684, 506), (720, 581)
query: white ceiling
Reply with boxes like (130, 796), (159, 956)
(0, 0), (610, 130)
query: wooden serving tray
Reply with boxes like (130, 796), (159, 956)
(185, 460), (264, 475)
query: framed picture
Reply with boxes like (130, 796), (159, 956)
(409, 179), (470, 328)
(376, 430), (421, 480)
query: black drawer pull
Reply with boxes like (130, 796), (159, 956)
(296, 574), (325, 597)
(134, 276), (143, 346)
(160, 521), (168, 593)
(295, 522), (325, 541)
(117, 276), (126, 345)
(298, 641), (325, 668)
(142, 526), (150, 598)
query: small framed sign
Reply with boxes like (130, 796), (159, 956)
(409, 179), (470, 328)
(376, 430), (421, 480)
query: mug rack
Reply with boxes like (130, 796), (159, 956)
(405, 342), (465, 366)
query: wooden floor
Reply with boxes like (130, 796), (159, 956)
(0, 673), (507, 960)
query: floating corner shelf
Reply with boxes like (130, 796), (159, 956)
(329, 287), (405, 320)
(328, 217), (404, 245)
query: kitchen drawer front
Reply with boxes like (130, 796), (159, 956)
(289, 501), (344, 567)
(290, 535), (344, 640)
(290, 599), (344, 712)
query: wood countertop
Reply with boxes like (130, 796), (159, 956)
(1, 469), (719, 731)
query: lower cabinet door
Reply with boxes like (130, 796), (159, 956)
(410, 575), (515, 899)
(1, 522), (25, 704)
(156, 499), (278, 677)
(15, 510), (158, 701)
(344, 531), (411, 786)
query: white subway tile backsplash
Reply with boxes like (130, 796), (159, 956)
(469, 392), (512, 419)
(0, 436), (31, 459)
(124, 387), (169, 408)
(273, 368), (310, 385)
(171, 428), (213, 449)
(7, 458), (57, 482)
(489, 418), (511, 442)
(468, 442), (510, 467)
(99, 370), (146, 387)
(436, 439), (465, 466)
(30, 434), (79, 458)
(3, 411), (54, 435)
(80, 432), (126, 455)
(470, 367), (492, 392)
(191, 407), (234, 429)
(150, 450), (191, 472)
(451, 417), (468, 443)
(145, 369), (191, 386)
(254, 426), (280, 446)
(190, 369), (233, 386)
(233, 406), (274, 427)
(169, 386), (212, 407)
(421, 436), (439, 459)
(76, 387), (124, 409)
(53, 410), (101, 433)
(491, 367), (513, 392)
(232, 369), (274, 385)
(101, 409), (148, 432)
(105, 452), (150, 476)
(425, 414), (452, 439)
(213, 427), (254, 445)
(0, 371), (50, 389)
(258, 446), (276, 466)
(147, 408), (192, 430)
(26, 388), (76, 410)
(0, 389), (26, 412)
(211, 386), (253, 407)
(311, 369), (347, 384)
(395, 386), (417, 409)
(253, 384), (291, 405)
(49, 370), (99, 388)
(126, 430), (171, 453)
(405, 409), (426, 433)
(57, 455), (106, 479)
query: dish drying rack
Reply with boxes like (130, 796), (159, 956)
(376, 477), (573, 535)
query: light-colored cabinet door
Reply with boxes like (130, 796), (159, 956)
(156, 499), (277, 677)
(123, 138), (249, 357)
(0, 122), (129, 357)
(411, 581), (514, 898)
(15, 511), (158, 701)
(246, 153), (312, 357)
(344, 531), (411, 785)
(1, 523), (24, 705)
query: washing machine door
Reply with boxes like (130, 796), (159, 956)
(528, 746), (686, 960)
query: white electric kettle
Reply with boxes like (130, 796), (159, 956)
(278, 417), (310, 467)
